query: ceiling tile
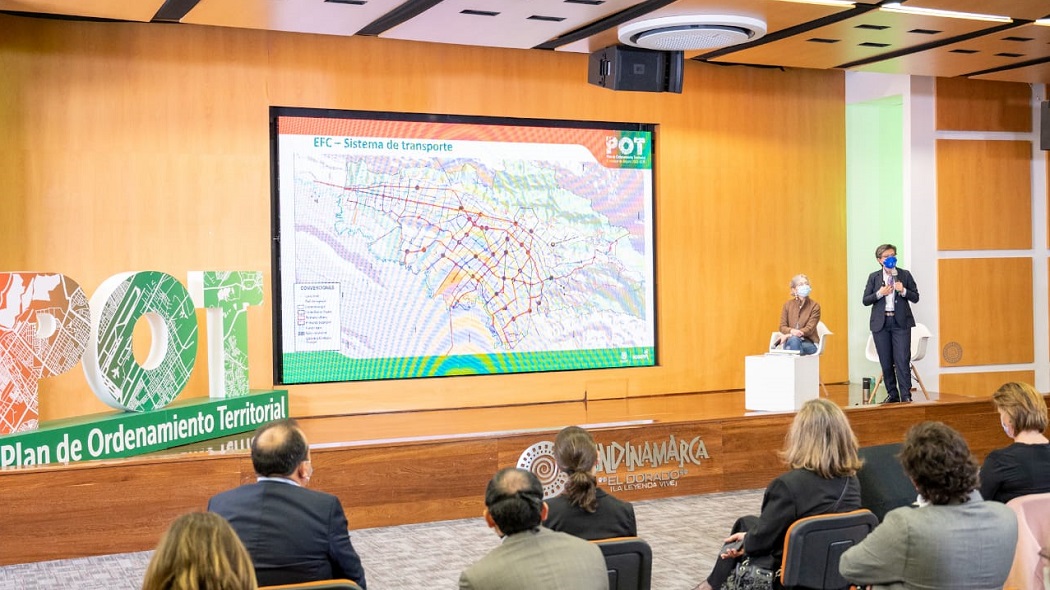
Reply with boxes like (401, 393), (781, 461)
(707, 8), (1010, 70)
(182, 0), (404, 36)
(381, 0), (646, 49)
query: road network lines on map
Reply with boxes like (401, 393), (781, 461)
(304, 156), (644, 353)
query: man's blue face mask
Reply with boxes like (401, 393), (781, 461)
(884, 256), (897, 269)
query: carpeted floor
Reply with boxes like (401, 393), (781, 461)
(0, 489), (764, 589)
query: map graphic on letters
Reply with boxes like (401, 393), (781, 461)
(86, 271), (198, 412)
(0, 273), (90, 434)
(277, 121), (655, 382)
(191, 270), (263, 398)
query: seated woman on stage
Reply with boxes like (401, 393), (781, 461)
(544, 426), (636, 540)
(691, 398), (862, 590)
(773, 274), (821, 355)
(980, 381), (1050, 503)
(840, 422), (1017, 589)
(142, 512), (257, 590)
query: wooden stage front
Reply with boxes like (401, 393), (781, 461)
(0, 385), (1002, 565)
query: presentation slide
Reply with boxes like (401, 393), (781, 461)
(272, 108), (656, 384)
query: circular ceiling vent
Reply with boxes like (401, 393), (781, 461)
(618, 15), (767, 51)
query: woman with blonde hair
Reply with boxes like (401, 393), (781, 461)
(544, 425), (636, 540)
(692, 398), (862, 590)
(142, 512), (257, 590)
(980, 381), (1050, 503)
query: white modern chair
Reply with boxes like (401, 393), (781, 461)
(769, 321), (831, 353)
(864, 322), (932, 404)
(769, 321), (831, 396)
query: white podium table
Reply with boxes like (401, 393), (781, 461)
(745, 353), (819, 412)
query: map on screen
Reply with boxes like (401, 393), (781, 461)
(272, 109), (656, 383)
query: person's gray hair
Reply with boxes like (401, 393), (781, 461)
(790, 274), (809, 291)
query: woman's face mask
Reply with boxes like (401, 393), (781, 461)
(796, 284), (811, 298)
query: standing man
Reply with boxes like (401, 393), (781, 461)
(208, 419), (367, 588)
(460, 467), (609, 590)
(863, 243), (920, 403)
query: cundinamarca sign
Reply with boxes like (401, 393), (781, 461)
(0, 270), (287, 467)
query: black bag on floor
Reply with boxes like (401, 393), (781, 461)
(721, 557), (775, 590)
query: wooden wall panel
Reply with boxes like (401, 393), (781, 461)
(939, 370), (1036, 398)
(935, 78), (1031, 132)
(847, 405), (928, 448)
(0, 14), (849, 422)
(936, 140), (1032, 250)
(939, 257), (1033, 366)
(0, 44), (25, 270)
(315, 440), (496, 528)
(0, 454), (249, 564)
(925, 401), (1014, 462)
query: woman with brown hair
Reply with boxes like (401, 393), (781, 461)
(141, 512), (257, 590)
(980, 381), (1050, 503)
(692, 398), (863, 590)
(543, 425), (636, 540)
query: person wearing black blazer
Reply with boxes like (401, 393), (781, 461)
(862, 243), (920, 403)
(544, 426), (636, 540)
(208, 419), (367, 589)
(691, 399), (863, 590)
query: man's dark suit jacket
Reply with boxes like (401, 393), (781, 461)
(208, 480), (367, 588)
(862, 267), (919, 332)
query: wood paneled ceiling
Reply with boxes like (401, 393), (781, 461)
(3, 0), (1050, 84)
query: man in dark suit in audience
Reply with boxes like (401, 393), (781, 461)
(460, 467), (609, 590)
(208, 419), (367, 588)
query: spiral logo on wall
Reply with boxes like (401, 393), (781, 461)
(517, 441), (568, 499)
(942, 341), (963, 364)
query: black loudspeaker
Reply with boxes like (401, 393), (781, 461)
(856, 443), (917, 522)
(1041, 101), (1050, 151)
(588, 45), (683, 94)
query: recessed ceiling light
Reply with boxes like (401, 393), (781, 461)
(879, 3), (1011, 23)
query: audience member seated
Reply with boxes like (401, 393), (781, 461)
(208, 419), (367, 589)
(980, 382), (1050, 503)
(840, 421), (1017, 589)
(459, 467), (608, 590)
(544, 426), (636, 540)
(691, 398), (862, 590)
(141, 511), (257, 590)
(855, 443), (917, 521)
(773, 273), (821, 355)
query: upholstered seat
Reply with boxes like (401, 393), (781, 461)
(591, 536), (653, 590)
(780, 509), (878, 590)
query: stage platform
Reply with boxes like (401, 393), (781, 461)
(0, 384), (1002, 565)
